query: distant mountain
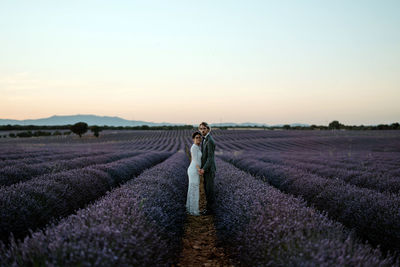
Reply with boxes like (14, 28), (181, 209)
(210, 122), (269, 127)
(0, 115), (181, 127)
(270, 123), (310, 127)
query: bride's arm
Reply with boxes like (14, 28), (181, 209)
(191, 146), (201, 171)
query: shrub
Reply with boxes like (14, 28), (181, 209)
(70, 122), (88, 138)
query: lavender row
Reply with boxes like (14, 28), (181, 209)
(0, 151), (171, 244)
(0, 149), (67, 161)
(0, 150), (108, 169)
(213, 159), (396, 266)
(220, 153), (400, 253)
(276, 151), (400, 172)
(254, 152), (400, 194)
(0, 151), (63, 167)
(278, 152), (400, 177)
(0, 152), (188, 266)
(214, 130), (400, 153)
(0, 150), (146, 186)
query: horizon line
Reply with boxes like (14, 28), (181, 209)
(0, 114), (398, 127)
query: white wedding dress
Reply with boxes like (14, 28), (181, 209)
(186, 144), (202, 215)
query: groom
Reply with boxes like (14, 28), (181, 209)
(198, 122), (216, 215)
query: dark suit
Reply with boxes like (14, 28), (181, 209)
(201, 134), (216, 211)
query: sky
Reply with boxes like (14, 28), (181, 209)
(0, 0), (399, 125)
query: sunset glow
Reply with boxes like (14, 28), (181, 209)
(1, 0), (399, 125)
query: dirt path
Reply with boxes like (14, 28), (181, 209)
(176, 176), (235, 267)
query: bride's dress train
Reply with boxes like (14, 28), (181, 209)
(186, 144), (202, 215)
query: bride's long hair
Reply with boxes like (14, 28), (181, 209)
(192, 131), (201, 139)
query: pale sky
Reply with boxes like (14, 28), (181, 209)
(1, 0), (399, 125)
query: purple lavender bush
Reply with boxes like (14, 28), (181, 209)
(220, 153), (400, 253)
(255, 152), (400, 194)
(214, 159), (397, 266)
(0, 151), (171, 244)
(0, 152), (189, 266)
(0, 149), (58, 161)
(0, 150), (145, 186)
(0, 150), (107, 169)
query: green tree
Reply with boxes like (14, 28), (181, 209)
(17, 131), (33, 138)
(90, 125), (102, 138)
(390, 122), (400, 130)
(377, 124), (390, 130)
(70, 122), (88, 138)
(328, 120), (342, 130)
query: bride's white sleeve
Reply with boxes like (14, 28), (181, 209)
(191, 146), (200, 167)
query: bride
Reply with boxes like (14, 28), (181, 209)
(186, 131), (202, 215)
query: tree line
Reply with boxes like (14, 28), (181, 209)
(0, 121), (399, 139)
(0, 124), (194, 131)
(0, 123), (195, 139)
(219, 121), (400, 130)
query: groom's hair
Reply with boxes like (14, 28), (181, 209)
(199, 122), (210, 130)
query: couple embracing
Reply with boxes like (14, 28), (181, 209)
(186, 122), (216, 216)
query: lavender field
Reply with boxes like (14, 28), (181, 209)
(0, 129), (399, 266)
